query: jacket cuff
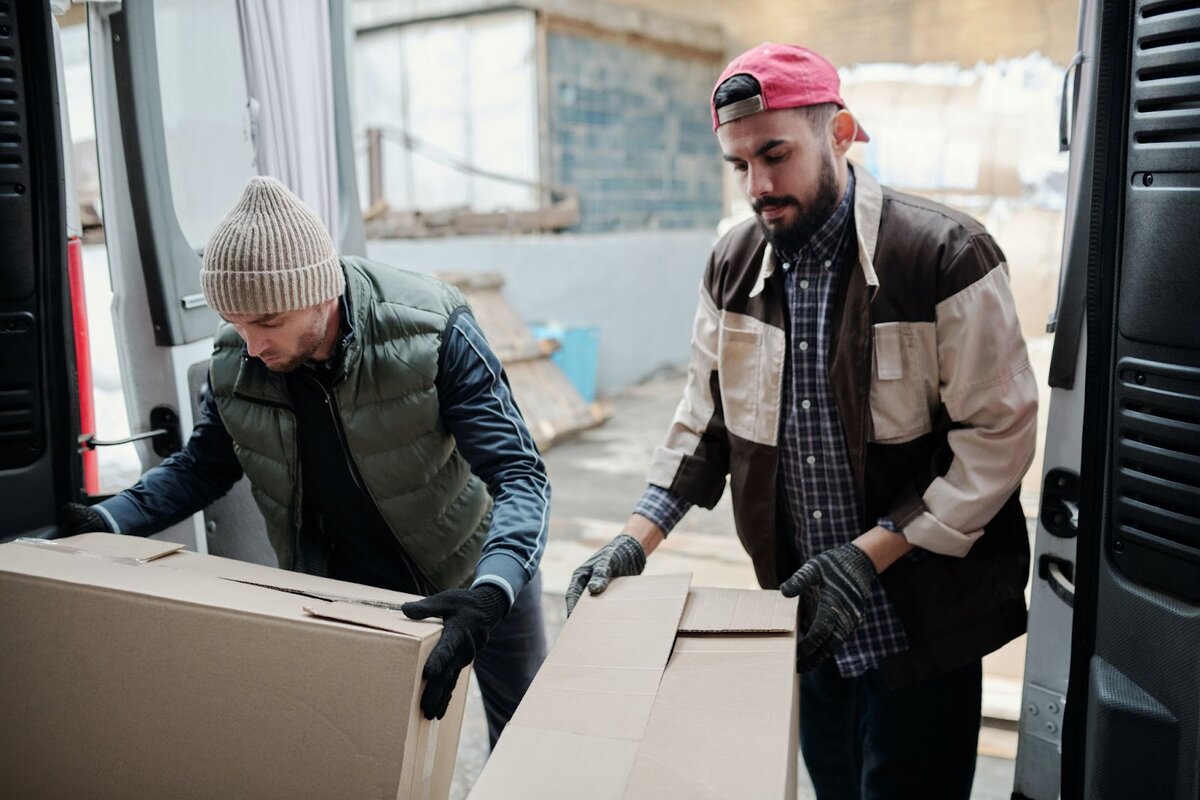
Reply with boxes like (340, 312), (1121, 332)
(95, 494), (144, 535)
(901, 511), (983, 557)
(472, 551), (529, 607)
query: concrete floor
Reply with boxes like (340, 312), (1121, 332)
(448, 368), (1029, 799)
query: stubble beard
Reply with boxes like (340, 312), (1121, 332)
(261, 315), (327, 373)
(755, 154), (841, 257)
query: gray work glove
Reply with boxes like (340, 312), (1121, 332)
(401, 584), (510, 720)
(58, 502), (111, 536)
(564, 533), (646, 616)
(781, 541), (877, 672)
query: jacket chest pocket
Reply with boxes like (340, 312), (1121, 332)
(717, 313), (784, 446)
(869, 322), (937, 443)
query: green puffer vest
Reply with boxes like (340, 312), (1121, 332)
(209, 257), (493, 591)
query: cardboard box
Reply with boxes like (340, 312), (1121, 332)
(0, 533), (467, 800)
(468, 573), (799, 800)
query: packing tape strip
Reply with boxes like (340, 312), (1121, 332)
(14, 537), (150, 566)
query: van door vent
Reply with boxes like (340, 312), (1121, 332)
(0, 389), (34, 437)
(1113, 359), (1200, 601)
(1132, 2), (1200, 155)
(1142, 1), (1200, 19)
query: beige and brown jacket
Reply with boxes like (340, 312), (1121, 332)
(648, 165), (1038, 685)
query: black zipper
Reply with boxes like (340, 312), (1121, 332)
(233, 386), (303, 565)
(301, 368), (437, 595)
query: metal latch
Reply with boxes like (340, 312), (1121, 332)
(1040, 468), (1080, 538)
(78, 406), (182, 458)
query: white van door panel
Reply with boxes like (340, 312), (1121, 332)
(87, 0), (363, 562)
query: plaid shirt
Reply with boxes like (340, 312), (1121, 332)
(635, 171), (909, 677)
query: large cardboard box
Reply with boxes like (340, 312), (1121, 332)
(0, 533), (468, 800)
(468, 573), (799, 799)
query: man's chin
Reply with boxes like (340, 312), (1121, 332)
(756, 210), (791, 229)
(261, 356), (302, 373)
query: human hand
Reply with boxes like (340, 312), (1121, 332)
(781, 542), (877, 671)
(401, 584), (509, 719)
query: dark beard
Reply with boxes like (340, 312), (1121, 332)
(754, 155), (841, 257)
(259, 319), (327, 373)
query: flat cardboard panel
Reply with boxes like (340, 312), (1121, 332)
(427, 671), (471, 800)
(468, 575), (798, 800)
(507, 676), (661, 741)
(678, 587), (797, 633)
(625, 633), (797, 799)
(468, 725), (641, 800)
(0, 542), (392, 628)
(0, 534), (462, 800)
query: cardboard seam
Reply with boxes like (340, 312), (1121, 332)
(225, 578), (409, 610)
(624, 752), (730, 800)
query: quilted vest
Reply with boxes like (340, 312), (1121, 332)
(209, 257), (492, 590)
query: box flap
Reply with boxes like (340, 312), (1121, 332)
(17, 533), (185, 564)
(506, 573), (692, 742)
(303, 602), (441, 641)
(623, 622), (798, 799)
(157, 549), (422, 608)
(677, 587), (797, 634)
(232, 579), (410, 611)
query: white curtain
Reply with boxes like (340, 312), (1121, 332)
(236, 0), (340, 244)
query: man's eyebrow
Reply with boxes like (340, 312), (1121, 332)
(755, 139), (788, 157)
(721, 138), (790, 162)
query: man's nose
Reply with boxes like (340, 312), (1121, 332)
(747, 167), (772, 198)
(243, 330), (267, 357)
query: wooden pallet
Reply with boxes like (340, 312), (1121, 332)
(436, 272), (610, 451)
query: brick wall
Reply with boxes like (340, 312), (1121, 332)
(547, 30), (724, 232)
(619, 0), (1081, 67)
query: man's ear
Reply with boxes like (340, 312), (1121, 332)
(831, 109), (858, 156)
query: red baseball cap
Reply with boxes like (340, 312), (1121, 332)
(711, 43), (869, 142)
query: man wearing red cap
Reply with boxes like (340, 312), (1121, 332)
(568, 44), (1037, 798)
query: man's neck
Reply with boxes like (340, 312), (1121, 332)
(310, 299), (343, 364)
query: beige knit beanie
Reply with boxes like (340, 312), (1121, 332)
(201, 176), (345, 316)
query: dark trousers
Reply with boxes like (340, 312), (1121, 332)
(472, 570), (548, 749)
(799, 657), (982, 800)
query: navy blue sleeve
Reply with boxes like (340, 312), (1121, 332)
(436, 309), (551, 606)
(95, 379), (244, 537)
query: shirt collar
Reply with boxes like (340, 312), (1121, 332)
(750, 167), (857, 298)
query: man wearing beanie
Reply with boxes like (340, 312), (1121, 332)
(61, 176), (550, 748)
(567, 44), (1037, 798)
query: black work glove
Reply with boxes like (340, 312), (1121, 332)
(58, 502), (111, 536)
(401, 583), (509, 720)
(780, 542), (877, 672)
(564, 533), (646, 616)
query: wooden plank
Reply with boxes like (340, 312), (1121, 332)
(436, 272), (611, 450)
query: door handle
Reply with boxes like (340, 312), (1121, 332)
(1059, 50), (1085, 152)
(1039, 554), (1076, 608)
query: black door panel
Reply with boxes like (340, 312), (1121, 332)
(0, 1), (77, 540)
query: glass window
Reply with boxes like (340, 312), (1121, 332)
(154, 0), (257, 248)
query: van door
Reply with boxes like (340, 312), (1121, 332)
(0, 2), (79, 541)
(86, 0), (363, 560)
(1019, 1), (1200, 798)
(1012, 0), (1096, 796)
